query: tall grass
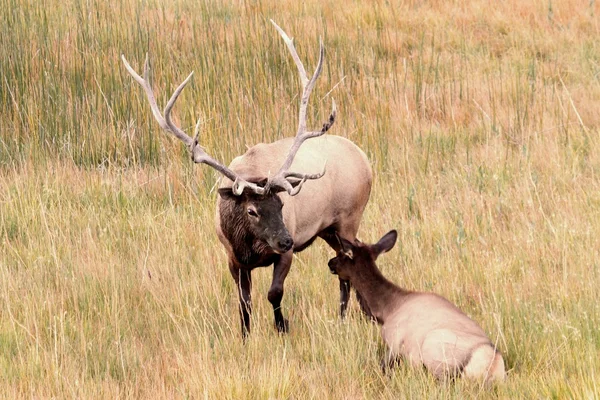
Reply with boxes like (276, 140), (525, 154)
(1, 0), (599, 398)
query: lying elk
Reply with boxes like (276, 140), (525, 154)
(328, 230), (506, 382)
(122, 21), (372, 337)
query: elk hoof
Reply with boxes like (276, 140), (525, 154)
(275, 318), (289, 333)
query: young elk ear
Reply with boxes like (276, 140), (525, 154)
(371, 230), (397, 259)
(335, 233), (354, 260)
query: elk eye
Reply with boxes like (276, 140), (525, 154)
(247, 208), (258, 217)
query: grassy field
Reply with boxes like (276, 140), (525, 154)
(1, 0), (600, 398)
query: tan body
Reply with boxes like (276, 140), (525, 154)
(328, 231), (506, 383)
(381, 292), (506, 381)
(216, 135), (372, 253)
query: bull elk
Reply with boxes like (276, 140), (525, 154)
(122, 21), (372, 338)
(328, 230), (506, 382)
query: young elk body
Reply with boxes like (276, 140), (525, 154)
(122, 21), (372, 338)
(328, 231), (506, 382)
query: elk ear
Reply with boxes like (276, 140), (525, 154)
(371, 230), (397, 259)
(268, 184), (288, 194)
(335, 233), (354, 260)
(342, 245), (353, 260)
(268, 177), (304, 194)
(252, 177), (270, 187)
(288, 178), (303, 189)
(217, 187), (253, 200)
(218, 177), (270, 200)
(217, 187), (238, 200)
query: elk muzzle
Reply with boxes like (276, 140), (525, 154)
(270, 234), (294, 254)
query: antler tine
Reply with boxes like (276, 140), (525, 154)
(268, 22), (336, 196)
(164, 71), (195, 147)
(270, 20), (309, 88)
(188, 116), (261, 195)
(297, 38), (325, 131)
(122, 54), (266, 196)
(270, 21), (332, 170)
(279, 38), (326, 172)
(122, 54), (194, 147)
(193, 115), (202, 146)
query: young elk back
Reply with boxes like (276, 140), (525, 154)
(328, 231), (506, 383)
(122, 21), (372, 338)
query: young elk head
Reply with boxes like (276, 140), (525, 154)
(328, 230), (398, 280)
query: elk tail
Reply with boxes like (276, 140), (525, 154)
(462, 344), (506, 382)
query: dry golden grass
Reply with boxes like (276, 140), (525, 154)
(1, 0), (600, 398)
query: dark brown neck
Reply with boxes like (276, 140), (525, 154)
(348, 262), (409, 324)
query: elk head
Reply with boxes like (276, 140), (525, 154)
(328, 230), (398, 280)
(122, 21), (336, 255)
(218, 181), (293, 254)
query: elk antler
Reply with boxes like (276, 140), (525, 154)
(268, 20), (336, 196)
(121, 54), (266, 196)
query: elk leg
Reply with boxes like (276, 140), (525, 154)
(341, 279), (377, 321)
(268, 252), (292, 333)
(339, 279), (351, 318)
(229, 263), (252, 338)
(320, 229), (353, 318)
(320, 228), (366, 319)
